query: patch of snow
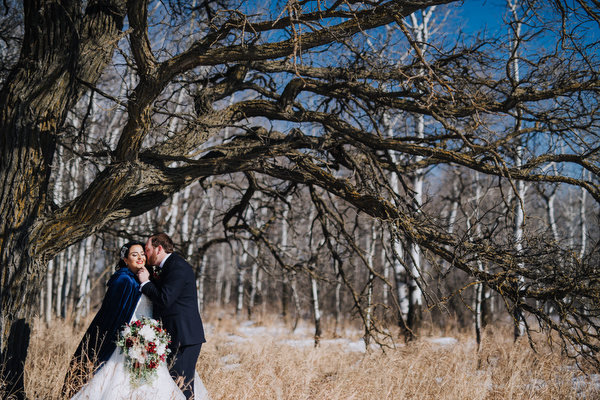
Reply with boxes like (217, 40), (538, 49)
(280, 339), (314, 348)
(221, 363), (241, 371)
(220, 354), (240, 363)
(237, 325), (267, 336)
(572, 374), (600, 398)
(425, 337), (458, 347)
(345, 340), (367, 353)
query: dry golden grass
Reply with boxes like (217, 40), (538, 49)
(13, 310), (600, 399)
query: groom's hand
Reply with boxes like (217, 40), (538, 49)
(137, 266), (150, 283)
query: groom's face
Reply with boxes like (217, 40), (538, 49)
(145, 239), (159, 266)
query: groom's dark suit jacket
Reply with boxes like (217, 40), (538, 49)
(141, 252), (205, 348)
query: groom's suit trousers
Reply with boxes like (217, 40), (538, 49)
(170, 343), (202, 400)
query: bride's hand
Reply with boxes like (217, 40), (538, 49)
(137, 266), (150, 283)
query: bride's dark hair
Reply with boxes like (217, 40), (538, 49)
(116, 241), (146, 269)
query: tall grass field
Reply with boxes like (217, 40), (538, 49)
(6, 310), (600, 399)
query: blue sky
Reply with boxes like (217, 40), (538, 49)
(454, 0), (507, 35)
(455, 0), (600, 40)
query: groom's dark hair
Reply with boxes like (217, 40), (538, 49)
(150, 232), (174, 253)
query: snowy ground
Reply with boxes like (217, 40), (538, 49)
(206, 319), (600, 397)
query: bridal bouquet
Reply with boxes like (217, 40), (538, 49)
(116, 317), (171, 386)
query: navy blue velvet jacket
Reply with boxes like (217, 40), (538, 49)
(71, 267), (141, 367)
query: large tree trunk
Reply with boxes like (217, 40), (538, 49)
(0, 2), (126, 397)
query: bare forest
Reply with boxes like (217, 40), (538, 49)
(1, 0), (600, 398)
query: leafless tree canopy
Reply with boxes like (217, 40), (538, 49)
(1, 0), (600, 397)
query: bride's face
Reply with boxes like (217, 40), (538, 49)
(124, 245), (146, 273)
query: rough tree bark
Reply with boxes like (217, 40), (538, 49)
(0, 2), (127, 397)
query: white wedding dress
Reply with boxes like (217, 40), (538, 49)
(70, 294), (209, 400)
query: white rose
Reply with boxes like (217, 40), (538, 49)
(155, 342), (167, 356)
(139, 325), (156, 341)
(129, 347), (146, 363)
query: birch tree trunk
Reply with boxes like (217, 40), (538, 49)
(508, 0), (527, 340)
(216, 245), (226, 307)
(392, 234), (410, 335)
(579, 171), (588, 260)
(382, 112), (410, 332)
(309, 262), (322, 346)
(404, 9), (439, 334)
(45, 260), (54, 325)
(55, 251), (66, 319)
(248, 255), (259, 318)
(469, 172), (485, 348)
(281, 200), (292, 323)
(247, 197), (263, 318)
(290, 272), (302, 331)
(236, 266), (246, 318)
(333, 257), (342, 336)
(74, 236), (93, 325)
(236, 240), (248, 318)
(197, 205), (215, 313)
(197, 253), (207, 313)
(365, 225), (377, 344)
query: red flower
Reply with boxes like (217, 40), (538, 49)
(126, 338), (134, 348)
(148, 361), (158, 369)
(147, 342), (157, 354)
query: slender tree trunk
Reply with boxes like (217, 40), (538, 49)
(579, 175), (588, 260)
(333, 258), (342, 336)
(45, 259), (54, 325)
(508, 0), (526, 340)
(382, 243), (389, 310)
(236, 241), (247, 318)
(55, 252), (66, 319)
(475, 270), (484, 346)
(290, 272), (301, 331)
(365, 225), (377, 345)
(248, 261), (259, 318)
(546, 190), (560, 242)
(224, 264), (232, 306)
(392, 236), (410, 336)
(281, 199), (292, 323)
(403, 9), (437, 337)
(282, 275), (290, 324)
(309, 264), (322, 346)
(513, 150), (526, 339)
(236, 268), (246, 318)
(469, 172), (486, 349)
(165, 191), (181, 237)
(197, 251), (208, 313)
(75, 237), (93, 324)
(216, 246), (225, 306)
(383, 111), (410, 334)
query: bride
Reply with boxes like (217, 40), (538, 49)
(63, 242), (209, 400)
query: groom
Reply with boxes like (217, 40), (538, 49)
(138, 233), (205, 399)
